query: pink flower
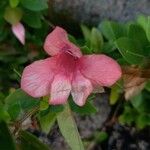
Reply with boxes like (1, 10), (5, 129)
(12, 22), (25, 45)
(21, 26), (121, 106)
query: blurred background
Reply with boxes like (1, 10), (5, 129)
(0, 0), (150, 150)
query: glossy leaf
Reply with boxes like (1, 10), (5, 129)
(57, 103), (84, 150)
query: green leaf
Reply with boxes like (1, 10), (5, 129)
(145, 81), (150, 92)
(49, 105), (64, 113)
(128, 24), (148, 47)
(39, 111), (56, 134)
(68, 34), (77, 45)
(21, 0), (48, 11)
(90, 27), (103, 53)
(146, 17), (150, 41)
(23, 11), (42, 28)
(94, 131), (108, 143)
(81, 24), (91, 43)
(131, 93), (143, 110)
(69, 98), (97, 115)
(99, 21), (127, 41)
(119, 105), (139, 125)
(5, 89), (39, 120)
(40, 97), (49, 111)
(136, 114), (150, 129)
(110, 84), (120, 105)
(137, 15), (150, 42)
(137, 15), (147, 31)
(131, 91), (150, 113)
(0, 121), (16, 150)
(9, 0), (20, 8)
(57, 103), (84, 150)
(115, 37), (145, 65)
(4, 6), (23, 24)
(102, 41), (116, 53)
(18, 130), (50, 150)
(0, 107), (10, 122)
(80, 46), (92, 54)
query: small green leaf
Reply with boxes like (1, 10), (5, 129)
(146, 17), (150, 41)
(0, 121), (16, 150)
(115, 37), (145, 65)
(18, 130), (50, 150)
(69, 98), (97, 115)
(9, 0), (20, 8)
(80, 46), (92, 54)
(131, 93), (143, 110)
(137, 15), (150, 42)
(110, 84), (120, 105)
(145, 81), (150, 92)
(81, 24), (91, 43)
(39, 111), (56, 134)
(21, 0), (48, 11)
(40, 97), (49, 111)
(4, 6), (22, 25)
(136, 114), (150, 129)
(137, 15), (147, 31)
(49, 105), (64, 113)
(57, 103), (84, 150)
(90, 27), (103, 53)
(99, 21), (127, 41)
(23, 11), (42, 28)
(94, 131), (108, 143)
(0, 106), (10, 122)
(119, 105), (137, 125)
(68, 34), (77, 45)
(102, 41), (116, 53)
(131, 92), (150, 113)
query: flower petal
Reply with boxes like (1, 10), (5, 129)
(71, 70), (93, 106)
(50, 74), (71, 105)
(44, 26), (82, 57)
(12, 22), (25, 45)
(21, 57), (56, 97)
(79, 54), (122, 87)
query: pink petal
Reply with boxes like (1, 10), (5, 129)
(12, 22), (25, 45)
(71, 70), (93, 106)
(44, 26), (82, 57)
(79, 54), (122, 87)
(49, 74), (71, 105)
(21, 57), (57, 97)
